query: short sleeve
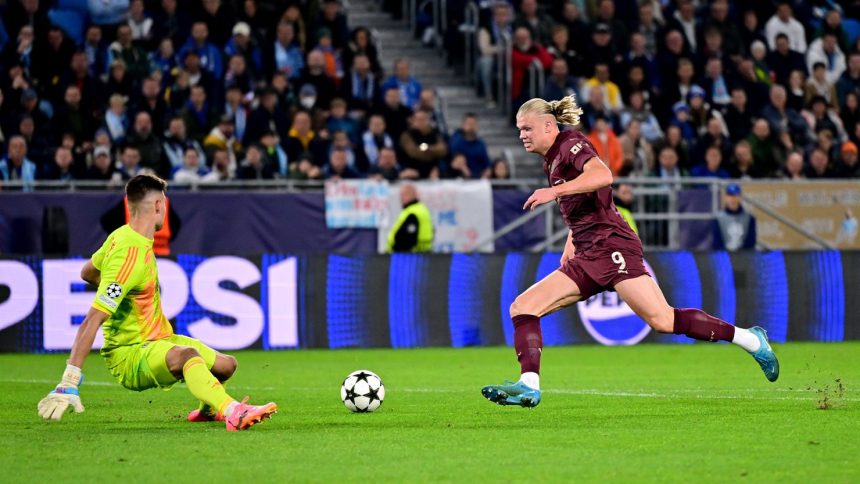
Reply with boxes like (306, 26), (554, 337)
(567, 138), (600, 172)
(92, 246), (141, 315)
(90, 238), (110, 271)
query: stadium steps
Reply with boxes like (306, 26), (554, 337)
(348, 0), (540, 178)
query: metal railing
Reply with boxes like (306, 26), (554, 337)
(461, 1), (480, 85)
(497, 30), (512, 117)
(527, 58), (546, 101)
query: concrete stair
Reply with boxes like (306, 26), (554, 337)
(346, 0), (543, 178)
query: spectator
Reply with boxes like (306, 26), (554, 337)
(513, 0), (554, 46)
(806, 96), (846, 142)
(746, 118), (784, 177)
(375, 86), (412, 143)
(663, 58), (698, 117)
(117, 145), (144, 180)
(722, 87), (754, 143)
(587, 115), (623, 175)
(225, 22), (263, 80)
(201, 148), (233, 183)
(806, 147), (835, 178)
(805, 62), (838, 106)
(651, 145), (687, 179)
(713, 183), (756, 251)
(104, 94), (130, 143)
(836, 141), (860, 178)
(476, 2), (512, 107)
(613, 183), (638, 235)
(152, 0), (192, 48)
(328, 130), (358, 169)
(618, 118), (654, 177)
(223, 55), (254, 95)
(619, 90), (661, 143)
(766, 1), (807, 53)
(199, 0), (235, 47)
(766, 33), (807, 87)
(181, 85), (218, 143)
(580, 85), (617, 132)
(244, 88), (289, 147)
(149, 37), (179, 86)
(760, 84), (813, 151)
(547, 25), (583, 80)
(692, 117), (731, 167)
(360, 114), (394, 171)
(635, 1), (662, 57)
(788, 70), (809, 112)
(700, 0), (742, 57)
(326, 98), (358, 143)
(133, 77), (168, 136)
(267, 20), (304, 80)
(126, 111), (168, 178)
(343, 27), (382, 76)
(670, 102), (697, 146)
(179, 22), (223, 81)
(691, 145), (730, 179)
(781, 151), (805, 179)
(623, 32), (659, 99)
(0, 136), (36, 183)
(281, 4), (308, 51)
(448, 113), (492, 179)
(294, 50), (338, 111)
(83, 25), (109, 78)
(16, 115), (50, 167)
(109, 24), (151, 82)
(33, 27), (76, 88)
(86, 145), (116, 181)
(56, 51), (102, 121)
(381, 58), (423, 109)
(260, 130), (289, 178)
(582, 62), (624, 112)
(180, 49), (215, 95)
(314, 28), (344, 84)
(490, 158), (511, 180)
(313, 0), (350, 50)
(325, 147), (360, 180)
(837, 53), (860, 106)
(41, 147), (77, 181)
(807, 32), (846, 86)
(237, 144), (275, 180)
(510, 27), (553, 107)
(342, 54), (379, 115)
(415, 89), (447, 136)
(557, 3), (589, 54)
(543, 58), (579, 103)
(88, 0), (129, 29)
(399, 109), (447, 179)
(729, 141), (760, 179)
(368, 146), (401, 181)
(666, 0), (698, 52)
(172, 147), (209, 184)
(841, 92), (860, 138)
(701, 57), (731, 109)
(815, 9), (851, 54)
(105, 59), (134, 99)
(53, 85), (96, 146)
(128, 0), (154, 48)
(223, 85), (249, 143)
(592, 0), (627, 54)
(203, 116), (240, 170)
(284, 111), (319, 163)
(163, 116), (205, 171)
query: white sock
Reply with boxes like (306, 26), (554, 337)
(519, 372), (540, 390)
(732, 327), (761, 353)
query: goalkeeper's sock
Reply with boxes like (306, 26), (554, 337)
(182, 357), (235, 416)
(195, 381), (227, 416)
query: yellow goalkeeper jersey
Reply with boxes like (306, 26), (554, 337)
(91, 224), (173, 351)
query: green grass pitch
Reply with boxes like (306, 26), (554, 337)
(2, 343), (858, 482)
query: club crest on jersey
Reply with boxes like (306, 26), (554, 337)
(106, 282), (123, 299)
(570, 142), (583, 155)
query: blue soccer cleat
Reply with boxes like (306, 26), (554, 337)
(748, 326), (779, 382)
(481, 380), (541, 408)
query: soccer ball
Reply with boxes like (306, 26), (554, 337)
(341, 370), (385, 412)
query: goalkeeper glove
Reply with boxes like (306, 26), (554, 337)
(37, 364), (85, 421)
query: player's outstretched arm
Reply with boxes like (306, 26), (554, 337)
(524, 158), (613, 210)
(37, 307), (109, 421)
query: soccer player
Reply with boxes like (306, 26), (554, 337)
(482, 95), (779, 408)
(37, 174), (277, 430)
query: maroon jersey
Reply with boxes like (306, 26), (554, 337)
(543, 129), (640, 258)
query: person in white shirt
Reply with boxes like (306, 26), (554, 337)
(807, 32), (846, 86)
(765, 1), (807, 53)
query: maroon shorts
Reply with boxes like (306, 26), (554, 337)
(559, 240), (650, 299)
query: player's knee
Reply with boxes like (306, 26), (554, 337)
(509, 297), (527, 319)
(647, 309), (675, 334)
(168, 347), (202, 374)
(223, 355), (238, 378)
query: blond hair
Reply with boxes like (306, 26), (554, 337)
(516, 94), (583, 126)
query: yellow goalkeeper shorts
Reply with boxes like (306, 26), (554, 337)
(102, 335), (218, 392)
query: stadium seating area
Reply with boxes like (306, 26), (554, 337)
(1, 0), (859, 187)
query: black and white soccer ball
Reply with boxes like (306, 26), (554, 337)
(341, 370), (385, 412)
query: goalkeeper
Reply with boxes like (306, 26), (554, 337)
(37, 174), (277, 431)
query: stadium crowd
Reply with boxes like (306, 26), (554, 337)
(0, 0), (859, 187)
(470, 0), (860, 179)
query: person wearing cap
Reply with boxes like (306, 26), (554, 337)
(225, 21), (263, 78)
(86, 146), (115, 181)
(837, 141), (860, 178)
(713, 183), (756, 251)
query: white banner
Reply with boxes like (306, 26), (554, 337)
(377, 180), (494, 253)
(324, 179), (391, 228)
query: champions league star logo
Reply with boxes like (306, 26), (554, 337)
(576, 261), (655, 346)
(106, 283), (123, 299)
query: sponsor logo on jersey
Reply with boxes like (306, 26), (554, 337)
(570, 142), (583, 155)
(97, 293), (118, 310)
(576, 260), (655, 346)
